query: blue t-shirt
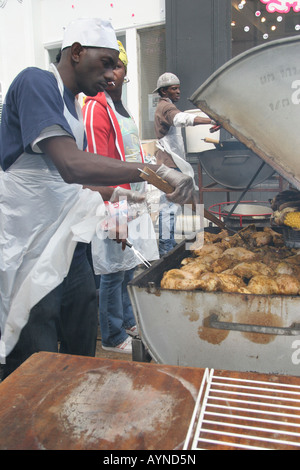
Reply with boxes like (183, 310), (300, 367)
(0, 66), (85, 170)
(0, 66), (88, 262)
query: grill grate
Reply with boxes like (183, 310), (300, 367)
(184, 369), (300, 450)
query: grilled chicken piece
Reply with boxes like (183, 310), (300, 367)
(160, 269), (204, 291)
(250, 231), (273, 247)
(275, 261), (299, 276)
(234, 224), (256, 243)
(228, 261), (273, 280)
(285, 254), (300, 265)
(263, 227), (284, 247)
(211, 247), (257, 273)
(259, 246), (295, 266)
(236, 225), (283, 248)
(181, 257), (196, 265)
(275, 274), (300, 295)
(247, 275), (279, 295)
(191, 243), (225, 259)
(217, 237), (241, 249)
(203, 230), (229, 244)
(221, 247), (258, 261)
(236, 224), (273, 247)
(217, 273), (248, 293)
(191, 229), (237, 250)
(181, 255), (215, 266)
(211, 256), (238, 273)
(197, 272), (247, 293)
(197, 272), (221, 292)
(181, 262), (210, 277)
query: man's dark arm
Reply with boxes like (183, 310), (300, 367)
(39, 135), (195, 204)
(38, 135), (149, 186)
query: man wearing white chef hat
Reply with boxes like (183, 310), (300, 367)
(153, 72), (215, 256)
(0, 18), (195, 379)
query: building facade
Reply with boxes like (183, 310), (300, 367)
(0, 0), (166, 135)
(1, 0), (300, 137)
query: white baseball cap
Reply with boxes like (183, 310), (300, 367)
(62, 18), (119, 51)
(153, 72), (180, 93)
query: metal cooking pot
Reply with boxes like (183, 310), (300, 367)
(198, 139), (274, 189)
(223, 203), (272, 218)
(209, 201), (273, 229)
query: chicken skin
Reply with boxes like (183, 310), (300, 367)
(161, 225), (300, 295)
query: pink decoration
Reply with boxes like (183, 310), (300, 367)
(260, 1), (300, 13)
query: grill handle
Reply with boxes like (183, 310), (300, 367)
(209, 313), (300, 336)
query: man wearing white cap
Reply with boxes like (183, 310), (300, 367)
(0, 19), (195, 379)
(153, 72), (215, 255)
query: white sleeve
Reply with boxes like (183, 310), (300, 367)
(173, 112), (195, 128)
(31, 125), (72, 153)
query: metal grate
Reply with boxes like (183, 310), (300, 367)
(184, 368), (300, 450)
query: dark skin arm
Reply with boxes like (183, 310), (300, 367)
(38, 135), (158, 186)
(194, 116), (215, 125)
(38, 136), (150, 251)
(38, 133), (196, 205)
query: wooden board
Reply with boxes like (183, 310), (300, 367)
(0, 352), (205, 450)
(1, 352), (300, 450)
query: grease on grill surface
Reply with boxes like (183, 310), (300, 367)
(31, 366), (197, 450)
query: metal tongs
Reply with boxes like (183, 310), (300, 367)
(126, 240), (151, 269)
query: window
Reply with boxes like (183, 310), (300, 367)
(232, 0), (300, 57)
(138, 26), (166, 140)
(48, 47), (61, 64)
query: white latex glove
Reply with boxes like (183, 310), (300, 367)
(156, 164), (195, 205)
(110, 187), (146, 204)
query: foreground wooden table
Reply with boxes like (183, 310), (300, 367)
(1, 352), (300, 450)
(0, 352), (205, 450)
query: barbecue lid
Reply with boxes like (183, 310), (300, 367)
(197, 140), (274, 189)
(190, 35), (300, 191)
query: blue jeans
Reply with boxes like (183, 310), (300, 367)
(2, 254), (98, 379)
(99, 268), (135, 347)
(159, 198), (178, 256)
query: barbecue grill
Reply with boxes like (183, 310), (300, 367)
(129, 36), (300, 377)
(193, 138), (275, 190)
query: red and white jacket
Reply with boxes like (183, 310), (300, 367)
(83, 92), (144, 190)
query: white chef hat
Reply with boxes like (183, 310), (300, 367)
(153, 73), (180, 93)
(62, 18), (119, 51)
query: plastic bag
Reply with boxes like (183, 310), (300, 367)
(92, 203), (159, 275)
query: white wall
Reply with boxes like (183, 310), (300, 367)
(41, 0), (165, 45)
(0, 0), (165, 124)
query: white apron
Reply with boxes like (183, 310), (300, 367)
(156, 126), (197, 186)
(0, 64), (104, 360)
(90, 93), (159, 275)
